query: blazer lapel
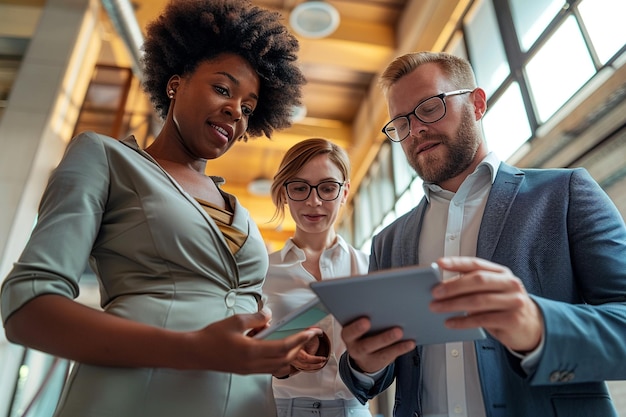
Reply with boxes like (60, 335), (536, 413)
(120, 136), (236, 265)
(477, 163), (525, 260)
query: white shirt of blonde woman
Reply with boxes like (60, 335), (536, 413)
(264, 235), (369, 400)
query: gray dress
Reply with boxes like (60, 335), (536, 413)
(1, 132), (275, 417)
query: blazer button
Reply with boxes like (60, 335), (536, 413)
(549, 371), (562, 383)
(560, 372), (575, 382)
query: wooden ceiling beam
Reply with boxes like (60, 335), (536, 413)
(348, 0), (467, 199)
(292, 12), (396, 73)
(297, 41), (392, 74)
(0, 4), (41, 38)
(329, 18), (396, 49)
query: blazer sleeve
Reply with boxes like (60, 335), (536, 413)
(1, 132), (110, 322)
(529, 168), (626, 385)
(337, 212), (420, 401)
(338, 351), (396, 404)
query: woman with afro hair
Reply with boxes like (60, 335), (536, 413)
(1, 1), (316, 416)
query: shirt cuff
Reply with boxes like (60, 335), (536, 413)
(347, 355), (385, 389)
(507, 327), (545, 375)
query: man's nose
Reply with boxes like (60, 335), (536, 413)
(408, 114), (427, 137)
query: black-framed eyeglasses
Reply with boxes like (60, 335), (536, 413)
(381, 89), (473, 142)
(284, 180), (344, 201)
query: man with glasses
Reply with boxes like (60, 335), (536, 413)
(338, 51), (626, 417)
(382, 89), (472, 142)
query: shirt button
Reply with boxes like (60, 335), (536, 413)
(225, 290), (236, 308)
(454, 405), (463, 414)
(450, 349), (460, 357)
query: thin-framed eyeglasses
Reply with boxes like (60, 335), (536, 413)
(381, 89), (473, 142)
(284, 180), (344, 201)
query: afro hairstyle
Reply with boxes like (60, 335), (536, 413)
(141, 0), (306, 139)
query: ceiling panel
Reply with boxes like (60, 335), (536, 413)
(0, 0), (464, 249)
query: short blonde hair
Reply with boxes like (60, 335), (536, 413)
(379, 51), (477, 96)
(270, 138), (350, 222)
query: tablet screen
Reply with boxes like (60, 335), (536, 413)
(310, 264), (486, 345)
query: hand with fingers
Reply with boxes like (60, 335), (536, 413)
(341, 317), (416, 374)
(195, 311), (322, 376)
(291, 330), (331, 372)
(430, 256), (544, 353)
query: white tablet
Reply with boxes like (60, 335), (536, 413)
(310, 263), (486, 345)
(254, 298), (329, 340)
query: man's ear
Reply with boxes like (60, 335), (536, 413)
(472, 88), (487, 120)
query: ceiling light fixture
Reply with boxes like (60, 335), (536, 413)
(289, 1), (340, 39)
(247, 177), (273, 196)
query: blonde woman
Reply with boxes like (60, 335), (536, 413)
(264, 138), (372, 417)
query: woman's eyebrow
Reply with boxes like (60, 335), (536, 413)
(216, 71), (259, 100)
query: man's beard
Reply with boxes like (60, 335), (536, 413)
(407, 108), (481, 184)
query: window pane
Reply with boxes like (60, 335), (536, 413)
(376, 144), (396, 215)
(579, 0), (626, 64)
(353, 188), (372, 246)
(368, 160), (384, 224)
(482, 82), (531, 161)
(9, 350), (67, 417)
(391, 142), (414, 195)
(336, 214), (353, 245)
(409, 177), (425, 202)
(446, 31), (468, 60)
(525, 15), (596, 122)
(394, 189), (416, 218)
(508, 0), (564, 51)
(464, 0), (510, 97)
(394, 176), (424, 218)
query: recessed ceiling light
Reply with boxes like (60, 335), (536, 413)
(289, 1), (340, 39)
(248, 177), (273, 196)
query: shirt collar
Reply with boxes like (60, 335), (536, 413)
(422, 151), (501, 202)
(277, 234), (349, 263)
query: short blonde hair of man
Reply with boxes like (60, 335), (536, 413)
(379, 51), (477, 96)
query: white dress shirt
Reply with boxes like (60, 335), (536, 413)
(420, 152), (546, 416)
(351, 153), (499, 417)
(264, 235), (369, 400)
(417, 152), (500, 417)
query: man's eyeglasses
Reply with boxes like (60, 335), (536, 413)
(284, 180), (344, 201)
(381, 89), (473, 142)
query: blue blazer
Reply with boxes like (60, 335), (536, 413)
(339, 163), (626, 417)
